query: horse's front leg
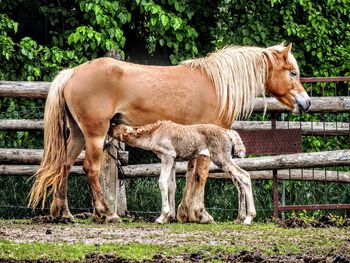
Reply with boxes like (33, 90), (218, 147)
(177, 156), (215, 224)
(156, 155), (175, 224)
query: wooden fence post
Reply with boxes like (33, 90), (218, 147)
(99, 49), (128, 216)
(100, 136), (127, 216)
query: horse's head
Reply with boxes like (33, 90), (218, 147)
(266, 43), (311, 113)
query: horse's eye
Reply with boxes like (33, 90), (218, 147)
(289, 70), (297, 78)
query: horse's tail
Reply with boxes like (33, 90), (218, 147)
(227, 129), (246, 158)
(28, 68), (74, 209)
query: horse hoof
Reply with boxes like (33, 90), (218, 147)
(199, 211), (215, 224)
(106, 214), (122, 223)
(56, 215), (75, 224)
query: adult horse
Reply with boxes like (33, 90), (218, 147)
(29, 43), (311, 223)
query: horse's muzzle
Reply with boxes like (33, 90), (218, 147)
(294, 92), (311, 113)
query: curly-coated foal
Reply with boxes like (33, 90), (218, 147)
(110, 121), (256, 225)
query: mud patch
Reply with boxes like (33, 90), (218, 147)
(278, 216), (350, 228)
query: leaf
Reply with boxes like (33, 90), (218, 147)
(175, 33), (183, 42)
(159, 39), (165, 46)
(68, 34), (74, 45)
(172, 17), (182, 30)
(192, 45), (198, 54)
(243, 37), (250, 45)
(95, 34), (102, 45)
(160, 14), (169, 27)
(115, 28), (123, 41)
(150, 17), (157, 26)
(174, 1), (180, 11)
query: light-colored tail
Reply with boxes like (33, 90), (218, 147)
(28, 68), (74, 209)
(227, 130), (246, 158)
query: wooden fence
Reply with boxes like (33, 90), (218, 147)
(1, 78), (350, 219)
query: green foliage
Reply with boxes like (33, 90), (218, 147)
(134, 0), (199, 63)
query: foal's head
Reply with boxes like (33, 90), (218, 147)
(266, 43), (311, 113)
(110, 124), (134, 142)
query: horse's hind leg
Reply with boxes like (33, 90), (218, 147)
(177, 156), (215, 224)
(50, 116), (85, 222)
(83, 136), (120, 222)
(177, 159), (196, 223)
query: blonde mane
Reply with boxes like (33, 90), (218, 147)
(132, 120), (171, 137)
(182, 45), (291, 125)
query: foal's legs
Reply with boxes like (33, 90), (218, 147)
(231, 178), (247, 224)
(167, 162), (177, 221)
(50, 116), (85, 222)
(83, 136), (120, 222)
(215, 158), (256, 225)
(156, 155), (175, 224)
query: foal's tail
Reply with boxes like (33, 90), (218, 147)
(227, 130), (246, 158)
(28, 69), (74, 209)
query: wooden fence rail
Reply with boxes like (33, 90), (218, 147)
(1, 148), (349, 171)
(1, 119), (349, 136)
(2, 166), (350, 183)
(0, 148), (128, 166)
(2, 150), (349, 182)
(1, 81), (350, 113)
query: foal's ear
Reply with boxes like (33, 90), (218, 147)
(281, 43), (292, 60)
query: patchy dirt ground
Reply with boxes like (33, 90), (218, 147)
(2, 251), (350, 263)
(0, 217), (350, 262)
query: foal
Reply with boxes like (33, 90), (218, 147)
(110, 121), (256, 225)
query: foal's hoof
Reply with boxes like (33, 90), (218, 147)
(155, 216), (166, 224)
(234, 216), (246, 225)
(155, 218), (164, 224)
(243, 216), (253, 225)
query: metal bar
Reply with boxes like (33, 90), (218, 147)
(273, 169), (279, 221)
(271, 113), (279, 221)
(279, 204), (350, 211)
(300, 77), (350, 83)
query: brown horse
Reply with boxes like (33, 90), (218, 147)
(29, 43), (311, 223)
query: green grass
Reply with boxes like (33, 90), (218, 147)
(0, 220), (349, 261)
(0, 241), (160, 261)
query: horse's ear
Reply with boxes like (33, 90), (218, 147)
(281, 43), (292, 60)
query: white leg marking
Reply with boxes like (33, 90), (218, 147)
(156, 156), (175, 224)
(167, 162), (177, 222)
(199, 148), (210, 157)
